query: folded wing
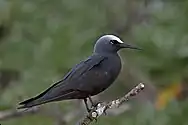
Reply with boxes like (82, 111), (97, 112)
(18, 54), (107, 109)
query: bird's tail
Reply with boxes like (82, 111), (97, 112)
(18, 83), (57, 109)
(18, 97), (47, 109)
(18, 89), (81, 109)
(17, 91), (72, 109)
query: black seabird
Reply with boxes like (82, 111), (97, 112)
(18, 34), (140, 112)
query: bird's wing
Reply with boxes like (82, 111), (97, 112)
(63, 54), (107, 81)
(46, 54), (107, 95)
(19, 54), (107, 108)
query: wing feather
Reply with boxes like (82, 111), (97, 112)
(18, 54), (107, 108)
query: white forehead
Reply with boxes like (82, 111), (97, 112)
(104, 35), (124, 43)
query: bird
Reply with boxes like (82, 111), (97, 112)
(18, 34), (141, 112)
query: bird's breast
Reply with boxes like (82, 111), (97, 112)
(73, 54), (122, 96)
(90, 55), (122, 95)
(103, 55), (121, 80)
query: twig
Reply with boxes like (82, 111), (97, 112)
(0, 101), (82, 123)
(77, 83), (145, 125)
(0, 105), (81, 123)
(0, 83), (144, 124)
(0, 107), (40, 121)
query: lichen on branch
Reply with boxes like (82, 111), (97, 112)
(77, 83), (145, 125)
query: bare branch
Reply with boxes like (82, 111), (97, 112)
(0, 83), (144, 124)
(0, 105), (81, 124)
(0, 107), (40, 121)
(0, 101), (83, 124)
(77, 83), (145, 125)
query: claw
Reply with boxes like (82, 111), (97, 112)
(91, 101), (102, 108)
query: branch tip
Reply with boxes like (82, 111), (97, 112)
(78, 83), (145, 125)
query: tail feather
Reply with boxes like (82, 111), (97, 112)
(18, 97), (46, 109)
(19, 97), (36, 105)
(18, 83), (58, 109)
(18, 90), (78, 109)
(18, 89), (85, 109)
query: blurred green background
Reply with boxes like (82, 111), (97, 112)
(0, 0), (188, 125)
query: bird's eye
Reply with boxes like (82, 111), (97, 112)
(110, 40), (119, 45)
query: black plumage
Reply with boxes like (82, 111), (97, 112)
(18, 35), (140, 111)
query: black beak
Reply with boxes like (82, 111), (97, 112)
(120, 43), (142, 50)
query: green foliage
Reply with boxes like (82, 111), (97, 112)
(1, 114), (54, 125)
(0, 0), (188, 125)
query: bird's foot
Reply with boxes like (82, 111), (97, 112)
(91, 101), (102, 109)
(86, 108), (92, 113)
(92, 102), (108, 116)
(85, 103), (96, 113)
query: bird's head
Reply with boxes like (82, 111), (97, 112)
(94, 35), (141, 54)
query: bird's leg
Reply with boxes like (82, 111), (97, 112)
(84, 98), (91, 113)
(88, 96), (106, 115)
(88, 96), (95, 107)
(84, 98), (98, 122)
(88, 96), (99, 108)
